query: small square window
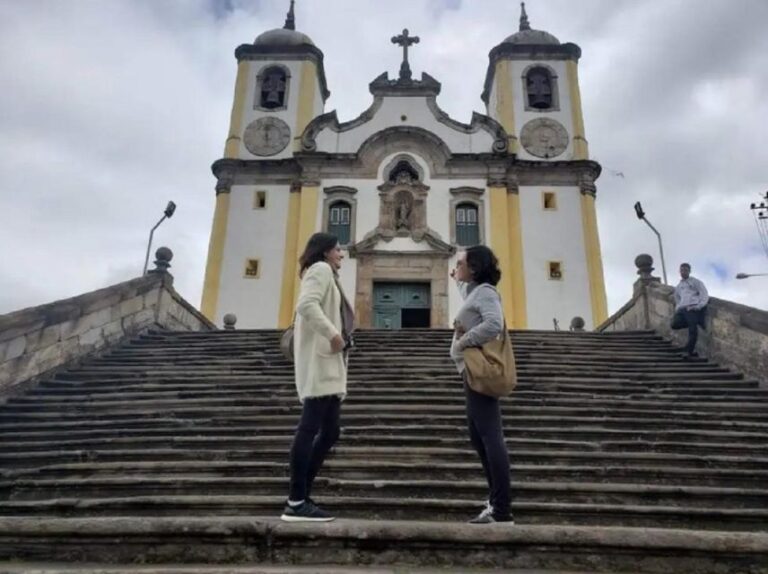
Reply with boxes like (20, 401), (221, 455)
(244, 259), (261, 279)
(254, 190), (267, 209)
(543, 191), (557, 210)
(548, 261), (563, 280)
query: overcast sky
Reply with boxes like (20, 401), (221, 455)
(1, 0), (767, 318)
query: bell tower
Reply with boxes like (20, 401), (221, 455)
(482, 2), (587, 160)
(481, 2), (608, 329)
(201, 1), (330, 324)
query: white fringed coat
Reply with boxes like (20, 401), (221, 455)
(293, 261), (347, 402)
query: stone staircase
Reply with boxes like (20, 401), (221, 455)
(1, 329), (767, 573)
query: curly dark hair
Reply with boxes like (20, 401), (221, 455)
(465, 245), (502, 286)
(298, 232), (339, 276)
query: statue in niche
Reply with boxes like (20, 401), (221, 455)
(395, 191), (413, 230)
(526, 68), (553, 110)
(260, 68), (287, 109)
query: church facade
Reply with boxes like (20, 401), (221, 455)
(201, 2), (608, 331)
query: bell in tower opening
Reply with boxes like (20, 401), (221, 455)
(260, 67), (288, 109)
(526, 67), (553, 110)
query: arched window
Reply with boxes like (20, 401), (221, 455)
(328, 200), (352, 245)
(257, 66), (289, 110)
(525, 66), (555, 110)
(455, 203), (479, 246)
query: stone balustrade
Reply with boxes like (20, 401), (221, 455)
(598, 254), (768, 386)
(0, 248), (215, 397)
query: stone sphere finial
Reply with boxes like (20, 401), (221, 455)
(150, 246), (173, 273)
(223, 313), (237, 330)
(569, 316), (585, 332)
(635, 253), (654, 278)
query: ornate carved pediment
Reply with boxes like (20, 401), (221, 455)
(349, 227), (455, 258)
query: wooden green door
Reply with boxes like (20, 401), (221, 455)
(373, 283), (431, 329)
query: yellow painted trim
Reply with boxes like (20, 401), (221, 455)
(294, 61), (318, 151)
(294, 185), (320, 300)
(566, 60), (589, 160)
(506, 191), (528, 328)
(494, 60), (517, 154)
(224, 60), (250, 158)
(488, 186), (515, 323)
(581, 193), (608, 327)
(200, 192), (231, 321)
(277, 191), (302, 328)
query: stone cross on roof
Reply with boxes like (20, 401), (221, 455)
(391, 28), (420, 81)
(283, 0), (295, 30)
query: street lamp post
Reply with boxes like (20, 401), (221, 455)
(142, 201), (177, 275)
(633, 201), (668, 284)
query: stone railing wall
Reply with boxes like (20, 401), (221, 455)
(599, 255), (768, 387)
(0, 249), (215, 398)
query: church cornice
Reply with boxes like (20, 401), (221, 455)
(210, 157), (602, 190)
(234, 44), (331, 101)
(481, 42), (581, 104)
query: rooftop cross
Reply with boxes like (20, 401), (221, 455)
(391, 28), (420, 81)
(283, 0), (295, 30)
(519, 1), (531, 31)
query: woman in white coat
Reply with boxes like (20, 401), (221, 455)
(280, 232), (354, 522)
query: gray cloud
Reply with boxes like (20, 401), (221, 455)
(1, 0), (766, 317)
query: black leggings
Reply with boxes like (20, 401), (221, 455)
(288, 395), (341, 501)
(463, 375), (512, 518)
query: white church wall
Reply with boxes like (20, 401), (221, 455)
(315, 97), (496, 155)
(518, 185), (592, 330)
(218, 184), (290, 327)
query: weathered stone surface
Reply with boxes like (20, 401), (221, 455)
(3, 335), (26, 362)
(0, 274), (215, 396)
(600, 281), (768, 387)
(0, 517), (766, 573)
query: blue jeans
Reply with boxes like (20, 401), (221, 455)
(671, 307), (707, 354)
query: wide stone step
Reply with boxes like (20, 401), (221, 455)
(6, 460), (767, 489)
(3, 516), (765, 574)
(0, 565), (602, 574)
(1, 433), (766, 458)
(3, 476), (767, 510)
(3, 404), (766, 431)
(9, 394), (768, 421)
(0, 495), (766, 530)
(2, 423), (766, 447)
(2, 412), (766, 437)
(1, 446), (766, 471)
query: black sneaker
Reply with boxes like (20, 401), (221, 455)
(468, 502), (493, 524)
(280, 500), (335, 522)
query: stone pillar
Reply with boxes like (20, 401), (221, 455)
(634, 253), (661, 329)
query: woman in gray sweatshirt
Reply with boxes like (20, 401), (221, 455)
(451, 245), (513, 524)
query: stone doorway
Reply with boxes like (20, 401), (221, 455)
(373, 282), (431, 329)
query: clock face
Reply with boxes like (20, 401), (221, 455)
(520, 118), (569, 159)
(243, 117), (291, 156)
